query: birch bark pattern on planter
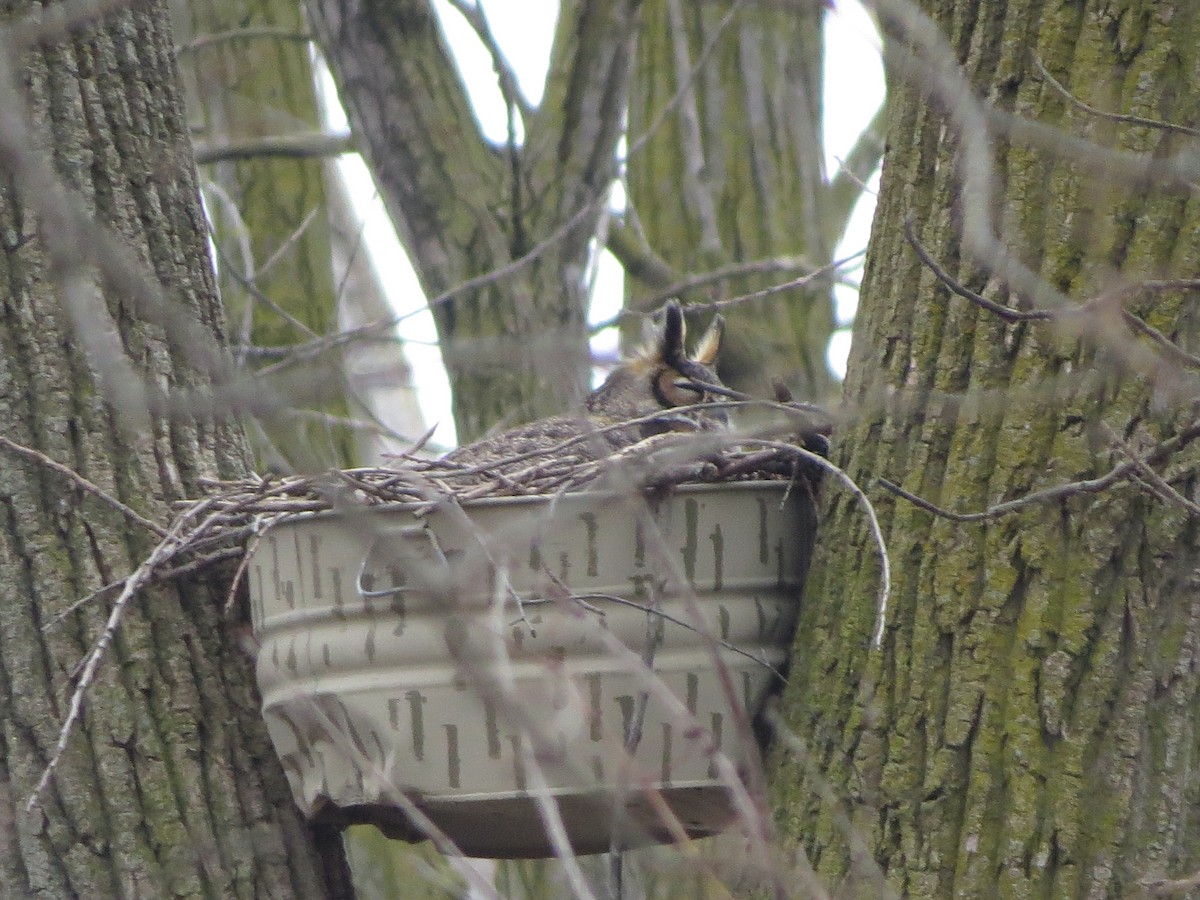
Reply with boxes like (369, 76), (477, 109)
(249, 480), (816, 858)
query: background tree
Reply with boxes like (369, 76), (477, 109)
(176, 0), (425, 468)
(624, 0), (881, 401)
(775, 0), (1200, 895)
(0, 1), (346, 895)
(304, 0), (878, 444)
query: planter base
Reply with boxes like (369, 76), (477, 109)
(314, 786), (735, 858)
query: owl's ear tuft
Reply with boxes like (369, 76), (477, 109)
(692, 314), (723, 366)
(659, 299), (688, 369)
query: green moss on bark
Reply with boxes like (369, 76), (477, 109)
(773, 1), (1200, 896)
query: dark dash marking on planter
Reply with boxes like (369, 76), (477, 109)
(444, 724), (460, 788)
(331, 568), (345, 620)
(661, 723), (673, 784)
(251, 564), (264, 628)
(406, 690), (426, 760)
(707, 713), (723, 779)
(388, 564), (406, 633)
(686, 673), (699, 716)
(682, 499), (698, 583)
(510, 736), (526, 792)
(269, 534), (281, 610)
(757, 498), (769, 565)
(292, 529), (307, 602)
(579, 512), (599, 576)
(710, 523), (724, 591)
(310, 534), (322, 599)
(485, 698), (501, 759)
(616, 695), (635, 741)
(588, 674), (603, 741)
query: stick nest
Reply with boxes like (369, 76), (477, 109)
(197, 430), (827, 520)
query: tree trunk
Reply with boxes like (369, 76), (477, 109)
(0, 2), (333, 895)
(776, 0), (1200, 896)
(306, 0), (643, 443)
(177, 0), (357, 469)
(624, 0), (836, 401)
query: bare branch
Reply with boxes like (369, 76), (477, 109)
(1034, 55), (1200, 138)
(177, 26), (311, 56)
(0, 434), (168, 538)
(28, 498), (223, 811)
(625, 0), (748, 160)
(605, 217), (677, 288)
(906, 219), (1200, 376)
(877, 419), (1200, 523)
(442, 0), (534, 122)
(1100, 424), (1200, 519)
(641, 255), (838, 308)
(826, 103), (887, 247)
(192, 131), (353, 165)
(305, 0), (507, 270)
(532, 0), (645, 216)
(904, 218), (1052, 323)
(3, 0), (131, 47)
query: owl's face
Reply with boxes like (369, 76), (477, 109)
(586, 301), (726, 433)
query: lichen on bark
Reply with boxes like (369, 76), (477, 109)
(774, 1), (1200, 897)
(0, 2), (330, 896)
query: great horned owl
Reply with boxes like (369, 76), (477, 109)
(440, 301), (726, 477)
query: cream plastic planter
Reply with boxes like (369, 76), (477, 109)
(249, 480), (816, 858)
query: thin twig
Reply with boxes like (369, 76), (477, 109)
(1034, 56), (1200, 138)
(443, 0), (533, 122)
(0, 434), (168, 538)
(177, 26), (311, 56)
(193, 132), (354, 165)
(1099, 424), (1200, 518)
(876, 420), (1200, 522)
(552, 593), (786, 678)
(28, 499), (222, 810)
(903, 218), (1050, 322)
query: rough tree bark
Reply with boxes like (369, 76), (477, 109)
(306, 0), (643, 443)
(0, 2), (337, 895)
(776, 1), (1200, 896)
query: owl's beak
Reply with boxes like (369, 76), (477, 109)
(673, 379), (749, 402)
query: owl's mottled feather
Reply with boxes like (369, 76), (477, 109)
(441, 301), (726, 480)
